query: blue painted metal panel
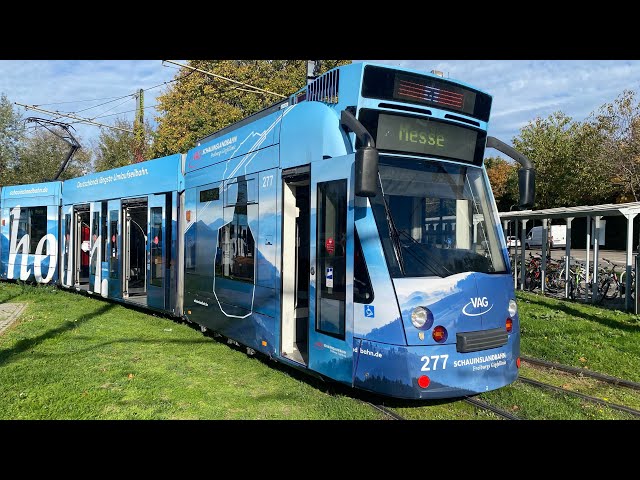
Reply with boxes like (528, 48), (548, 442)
(1, 181), (62, 284)
(353, 334), (518, 400)
(256, 169), (278, 289)
(394, 274), (480, 344)
(279, 102), (350, 168)
(62, 154), (183, 205)
(185, 145), (279, 190)
(186, 110), (285, 173)
(353, 196), (405, 345)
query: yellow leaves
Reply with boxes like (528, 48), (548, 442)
(485, 156), (517, 200)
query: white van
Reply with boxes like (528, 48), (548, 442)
(525, 225), (566, 249)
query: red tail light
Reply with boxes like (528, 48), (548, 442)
(516, 357), (521, 368)
(432, 326), (448, 343)
(418, 375), (430, 388)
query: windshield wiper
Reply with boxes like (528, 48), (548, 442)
(378, 174), (406, 274)
(395, 229), (454, 277)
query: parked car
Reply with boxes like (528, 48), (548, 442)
(525, 225), (567, 249)
(506, 236), (521, 247)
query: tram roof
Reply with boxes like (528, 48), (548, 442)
(499, 201), (640, 221)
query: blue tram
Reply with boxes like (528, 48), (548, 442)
(0, 62), (535, 399)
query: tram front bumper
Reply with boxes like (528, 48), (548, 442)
(352, 335), (520, 400)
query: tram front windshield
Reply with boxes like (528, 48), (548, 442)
(371, 157), (507, 278)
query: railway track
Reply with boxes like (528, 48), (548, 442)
(517, 376), (640, 418)
(520, 355), (640, 418)
(521, 355), (640, 390)
(366, 402), (406, 420)
(463, 397), (520, 420)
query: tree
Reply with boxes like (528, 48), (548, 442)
(11, 128), (92, 184)
(590, 89), (640, 202)
(0, 93), (25, 185)
(93, 118), (154, 172)
(511, 111), (615, 209)
(484, 156), (518, 211)
(151, 60), (351, 157)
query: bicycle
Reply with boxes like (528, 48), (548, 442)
(597, 258), (623, 300)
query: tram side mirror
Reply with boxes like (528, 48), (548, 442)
(355, 146), (379, 197)
(518, 168), (535, 209)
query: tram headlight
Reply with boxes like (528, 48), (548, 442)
(411, 306), (433, 330)
(508, 299), (517, 317)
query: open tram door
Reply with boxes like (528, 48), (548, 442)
(122, 197), (148, 303)
(72, 204), (90, 290)
(88, 201), (104, 295)
(147, 193), (168, 310)
(308, 156), (355, 384)
(107, 199), (121, 298)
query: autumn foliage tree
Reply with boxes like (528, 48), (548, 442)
(484, 156), (518, 211)
(589, 89), (640, 202)
(151, 60), (351, 157)
(511, 111), (615, 209)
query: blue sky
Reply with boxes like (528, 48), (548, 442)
(1, 60), (639, 153)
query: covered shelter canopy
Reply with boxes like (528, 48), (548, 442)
(498, 201), (640, 311)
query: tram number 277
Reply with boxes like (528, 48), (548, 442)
(421, 354), (449, 371)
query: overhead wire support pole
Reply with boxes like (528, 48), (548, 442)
(15, 102), (134, 133)
(162, 60), (287, 99)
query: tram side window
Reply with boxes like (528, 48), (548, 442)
(9, 206), (48, 254)
(191, 186), (221, 276)
(216, 206), (255, 283)
(316, 179), (347, 338)
(354, 229), (374, 304)
(150, 207), (163, 286)
(215, 178), (255, 283)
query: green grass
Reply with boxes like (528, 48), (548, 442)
(516, 290), (640, 382)
(0, 282), (384, 420)
(3, 283), (640, 420)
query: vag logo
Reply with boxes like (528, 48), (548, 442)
(471, 297), (489, 308)
(462, 297), (493, 316)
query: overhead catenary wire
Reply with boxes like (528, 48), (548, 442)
(14, 103), (133, 133)
(34, 94), (132, 107)
(162, 60), (287, 99)
(24, 68), (196, 128)
(85, 96), (137, 121)
(92, 104), (158, 120)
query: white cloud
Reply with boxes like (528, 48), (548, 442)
(4, 59), (640, 160)
(0, 60), (177, 148)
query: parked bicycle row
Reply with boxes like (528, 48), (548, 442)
(511, 253), (636, 304)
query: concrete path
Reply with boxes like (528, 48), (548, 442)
(0, 303), (27, 336)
